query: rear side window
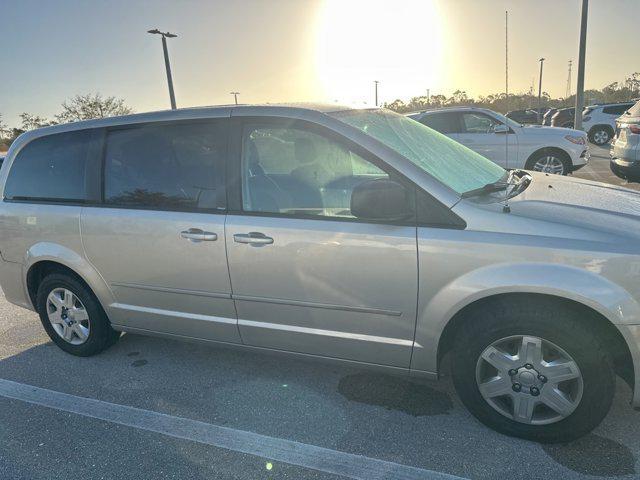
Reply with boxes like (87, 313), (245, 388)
(419, 112), (460, 134)
(603, 104), (633, 115)
(4, 130), (91, 202)
(104, 121), (227, 211)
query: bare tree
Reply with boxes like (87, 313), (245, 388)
(19, 113), (54, 131)
(54, 93), (133, 123)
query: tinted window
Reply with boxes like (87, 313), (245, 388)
(603, 104), (633, 115)
(461, 112), (501, 133)
(104, 121), (227, 210)
(419, 112), (460, 134)
(4, 130), (91, 201)
(242, 126), (391, 218)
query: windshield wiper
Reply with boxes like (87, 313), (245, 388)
(461, 170), (529, 199)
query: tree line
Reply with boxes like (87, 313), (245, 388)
(2, 73), (639, 151)
(383, 72), (640, 114)
(0, 93), (132, 150)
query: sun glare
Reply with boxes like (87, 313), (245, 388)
(315, 0), (444, 106)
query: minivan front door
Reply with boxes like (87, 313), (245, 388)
(81, 118), (241, 343)
(225, 121), (418, 367)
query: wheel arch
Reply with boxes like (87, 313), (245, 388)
(23, 243), (114, 312)
(588, 123), (615, 136)
(436, 293), (635, 394)
(524, 146), (572, 171)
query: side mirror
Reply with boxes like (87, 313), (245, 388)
(351, 178), (413, 222)
(493, 124), (509, 134)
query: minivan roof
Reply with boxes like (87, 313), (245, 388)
(12, 102), (360, 142)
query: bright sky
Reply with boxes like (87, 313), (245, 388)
(1, 0), (638, 127)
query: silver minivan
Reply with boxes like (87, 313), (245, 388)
(1, 104), (639, 443)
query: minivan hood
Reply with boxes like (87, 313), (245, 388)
(509, 172), (640, 240)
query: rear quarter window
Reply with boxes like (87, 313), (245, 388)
(4, 130), (92, 202)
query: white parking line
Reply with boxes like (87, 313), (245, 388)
(0, 378), (466, 480)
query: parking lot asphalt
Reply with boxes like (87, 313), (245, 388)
(1, 142), (639, 480)
(573, 144), (639, 190)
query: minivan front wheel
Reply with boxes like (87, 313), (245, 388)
(36, 273), (120, 356)
(451, 298), (615, 443)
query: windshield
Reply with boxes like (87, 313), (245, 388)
(491, 111), (523, 129)
(329, 109), (506, 195)
(626, 99), (640, 116)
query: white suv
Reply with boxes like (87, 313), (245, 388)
(582, 102), (636, 146)
(408, 107), (589, 175)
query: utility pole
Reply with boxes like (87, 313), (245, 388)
(230, 92), (240, 105)
(574, 0), (589, 130)
(374, 80), (379, 106)
(426, 88), (430, 104)
(537, 58), (545, 123)
(505, 11), (509, 105)
(147, 29), (178, 110)
(566, 60), (573, 99)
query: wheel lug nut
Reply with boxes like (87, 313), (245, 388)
(524, 363), (533, 370)
(512, 383), (522, 392)
(508, 369), (518, 376)
(530, 387), (540, 396)
(538, 374), (547, 383)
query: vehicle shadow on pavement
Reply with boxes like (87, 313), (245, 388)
(0, 331), (638, 480)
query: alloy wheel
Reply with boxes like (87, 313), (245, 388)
(532, 156), (565, 175)
(46, 288), (90, 345)
(593, 130), (610, 145)
(475, 335), (583, 425)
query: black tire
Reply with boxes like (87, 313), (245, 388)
(588, 126), (612, 146)
(525, 150), (571, 176)
(451, 297), (615, 443)
(36, 273), (120, 356)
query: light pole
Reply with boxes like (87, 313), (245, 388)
(537, 58), (545, 123)
(230, 92), (240, 105)
(148, 29), (178, 110)
(574, 0), (589, 130)
(374, 80), (379, 106)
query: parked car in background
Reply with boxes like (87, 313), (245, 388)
(506, 109), (540, 125)
(551, 107), (575, 128)
(542, 108), (558, 126)
(409, 107), (588, 175)
(610, 100), (640, 181)
(583, 101), (637, 146)
(1, 104), (639, 444)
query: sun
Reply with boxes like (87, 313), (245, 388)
(315, 0), (444, 106)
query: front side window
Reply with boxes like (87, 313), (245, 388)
(104, 121), (226, 210)
(419, 112), (460, 134)
(4, 130), (92, 202)
(461, 112), (501, 133)
(330, 109), (505, 195)
(242, 126), (389, 218)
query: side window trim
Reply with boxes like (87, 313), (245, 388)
(98, 118), (230, 214)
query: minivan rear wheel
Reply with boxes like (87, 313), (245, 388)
(36, 273), (120, 356)
(451, 298), (615, 443)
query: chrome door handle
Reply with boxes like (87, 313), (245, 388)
(233, 232), (274, 245)
(180, 228), (217, 242)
